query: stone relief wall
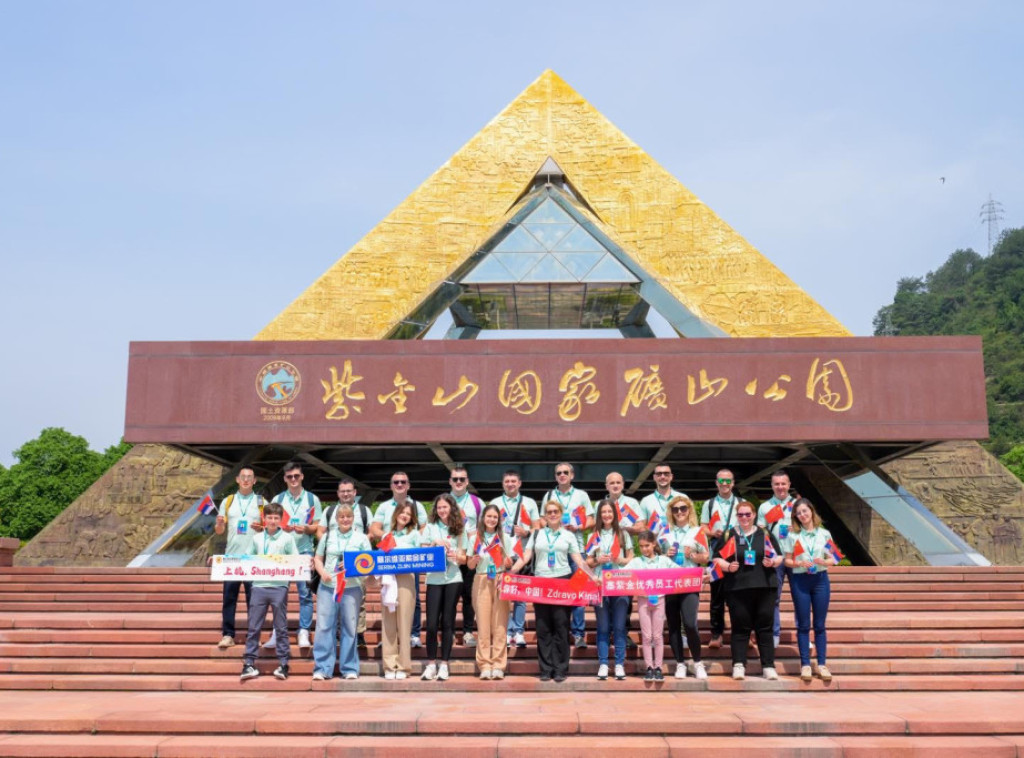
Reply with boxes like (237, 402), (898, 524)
(15, 444), (226, 567)
(883, 440), (1024, 566)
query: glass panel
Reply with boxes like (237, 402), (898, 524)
(513, 285), (550, 329)
(461, 255), (518, 284)
(525, 197), (574, 224)
(583, 285), (641, 328)
(493, 252), (545, 281)
(459, 285), (516, 329)
(522, 223), (574, 249)
(552, 251), (603, 280)
(550, 284), (586, 327)
(520, 254), (578, 283)
(552, 225), (608, 253)
(582, 254), (639, 283)
(493, 226), (546, 253)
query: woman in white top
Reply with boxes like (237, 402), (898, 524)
(379, 502), (421, 679)
(420, 493), (467, 681)
(311, 504), (373, 680)
(467, 504), (516, 680)
(784, 497), (838, 683)
(510, 500), (597, 683)
(663, 495), (708, 680)
(585, 498), (633, 681)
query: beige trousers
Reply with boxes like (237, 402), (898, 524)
(381, 573), (415, 673)
(473, 574), (510, 673)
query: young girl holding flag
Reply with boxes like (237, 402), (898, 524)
(467, 504), (516, 679)
(586, 499), (634, 681)
(663, 495), (709, 680)
(311, 504), (373, 681)
(711, 500), (784, 680)
(784, 497), (839, 683)
(623, 530), (676, 681)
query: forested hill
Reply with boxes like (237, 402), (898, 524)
(873, 227), (1024, 456)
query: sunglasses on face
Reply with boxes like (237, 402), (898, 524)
(391, 480), (408, 485)
(654, 472), (671, 477)
(545, 510), (561, 516)
(284, 474), (301, 480)
(556, 471), (571, 476)
(717, 478), (733, 484)
(671, 506), (689, 513)
(450, 477), (467, 483)
(737, 513), (754, 518)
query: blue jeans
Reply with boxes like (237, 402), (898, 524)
(313, 583), (362, 677)
(297, 551), (314, 631)
(789, 571), (830, 666)
(571, 605), (586, 639)
(508, 601), (526, 636)
(595, 596), (628, 666)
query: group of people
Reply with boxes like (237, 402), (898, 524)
(215, 461), (839, 684)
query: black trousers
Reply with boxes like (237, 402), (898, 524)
(534, 600), (571, 678)
(425, 582), (462, 661)
(725, 588), (775, 667)
(458, 564), (476, 633)
(665, 591), (702, 663)
(709, 579), (727, 637)
(221, 580), (252, 637)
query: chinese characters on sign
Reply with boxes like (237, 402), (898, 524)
(313, 358), (857, 422)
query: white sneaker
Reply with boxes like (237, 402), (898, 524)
(410, 635), (422, 648)
(479, 669), (492, 680)
(614, 664), (626, 681)
(262, 631), (277, 648)
(421, 663), (437, 681)
(395, 671), (407, 680)
(514, 632), (527, 648)
(298, 629), (311, 648)
(438, 663), (450, 680)
(463, 632), (476, 647)
(597, 664), (609, 680)
(344, 672), (359, 680)
(763, 666), (778, 681)
(732, 663), (745, 680)
(312, 671), (326, 681)
(675, 663), (687, 679)
(693, 662), (708, 680)
(218, 635), (235, 649)
(384, 670), (396, 680)
(506, 635), (512, 648)
(492, 669), (504, 679)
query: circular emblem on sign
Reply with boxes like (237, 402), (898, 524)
(503, 574), (511, 584)
(256, 361), (301, 406)
(354, 553), (375, 574)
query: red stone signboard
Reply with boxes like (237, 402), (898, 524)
(124, 337), (987, 444)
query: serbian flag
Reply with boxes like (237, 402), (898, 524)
(764, 503), (785, 524)
(693, 530), (710, 554)
(763, 537), (776, 560)
(378, 532), (397, 553)
(486, 536), (505, 565)
(334, 573), (346, 600)
(718, 535), (737, 560)
(707, 509), (722, 533)
(619, 504), (640, 527)
(708, 563), (724, 582)
(196, 492), (217, 516)
(305, 505), (316, 525)
(825, 539), (845, 562)
(585, 531), (599, 554)
(571, 505), (587, 528)
(647, 511), (669, 541)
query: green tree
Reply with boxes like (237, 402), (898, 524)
(1002, 444), (1024, 483)
(0, 428), (132, 541)
(873, 227), (1024, 455)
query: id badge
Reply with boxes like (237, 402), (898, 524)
(673, 542), (684, 566)
(290, 517), (300, 527)
(561, 511), (571, 526)
(808, 565), (817, 574)
(647, 595), (659, 606)
(547, 552), (556, 569)
(744, 549), (756, 566)
(487, 564), (496, 580)
(237, 520), (248, 535)
(779, 524), (789, 539)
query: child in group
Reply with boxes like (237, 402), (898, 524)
(240, 501), (298, 681)
(624, 530), (677, 681)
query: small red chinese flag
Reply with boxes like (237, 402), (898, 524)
(694, 530), (710, 553)
(513, 540), (524, 559)
(764, 503), (785, 524)
(378, 532), (397, 553)
(792, 541), (806, 558)
(708, 510), (722, 532)
(718, 536), (737, 560)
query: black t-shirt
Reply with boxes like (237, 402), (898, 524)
(713, 527), (781, 592)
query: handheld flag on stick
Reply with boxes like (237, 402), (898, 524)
(519, 506), (532, 529)
(693, 530), (710, 553)
(378, 532), (397, 553)
(708, 563), (724, 582)
(486, 536), (505, 566)
(513, 540), (525, 559)
(572, 505), (587, 528)
(764, 503), (785, 524)
(585, 531), (599, 554)
(647, 511), (670, 541)
(567, 570), (593, 593)
(763, 537), (776, 560)
(825, 539), (845, 562)
(334, 573), (346, 600)
(619, 504), (640, 528)
(196, 493), (217, 517)
(305, 505), (316, 525)
(718, 536), (737, 560)
(708, 509), (722, 533)
(611, 535), (621, 559)
(792, 540), (806, 559)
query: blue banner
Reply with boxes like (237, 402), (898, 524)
(343, 546), (445, 576)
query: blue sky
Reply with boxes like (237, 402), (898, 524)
(1, 1), (1021, 465)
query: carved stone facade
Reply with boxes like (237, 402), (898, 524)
(14, 444), (225, 567)
(883, 441), (1024, 566)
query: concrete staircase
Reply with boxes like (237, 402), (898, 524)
(1, 565), (1023, 756)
